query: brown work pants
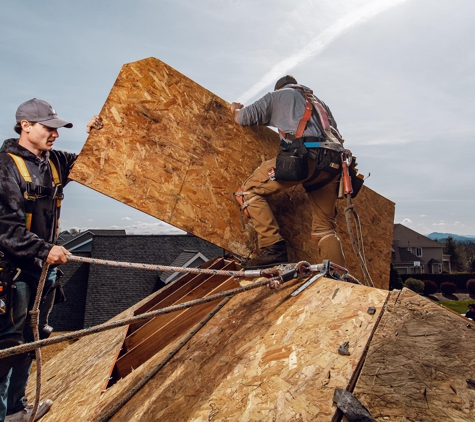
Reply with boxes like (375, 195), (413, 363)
(241, 156), (346, 267)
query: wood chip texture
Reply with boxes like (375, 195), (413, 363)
(105, 278), (388, 421)
(353, 288), (475, 421)
(70, 57), (394, 289)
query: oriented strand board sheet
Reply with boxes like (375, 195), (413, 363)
(269, 185), (394, 289)
(353, 288), (475, 421)
(70, 57), (394, 288)
(101, 277), (388, 421)
(25, 290), (165, 421)
(70, 57), (277, 259)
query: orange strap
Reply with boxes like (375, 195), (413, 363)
(295, 97), (313, 139)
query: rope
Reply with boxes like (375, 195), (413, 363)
(344, 194), (374, 287)
(0, 276), (283, 359)
(27, 263), (49, 422)
(94, 297), (231, 422)
(66, 255), (247, 277)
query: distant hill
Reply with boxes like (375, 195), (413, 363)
(427, 232), (475, 242)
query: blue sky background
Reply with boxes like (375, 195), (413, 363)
(1, 0), (473, 236)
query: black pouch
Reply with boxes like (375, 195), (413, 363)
(309, 148), (341, 175)
(275, 138), (309, 181)
(275, 150), (308, 181)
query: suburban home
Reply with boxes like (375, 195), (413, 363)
(50, 231), (226, 330)
(392, 224), (450, 274)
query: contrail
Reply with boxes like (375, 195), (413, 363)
(237, 0), (411, 104)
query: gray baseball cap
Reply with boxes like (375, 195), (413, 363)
(16, 98), (73, 129)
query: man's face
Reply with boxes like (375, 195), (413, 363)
(20, 121), (59, 156)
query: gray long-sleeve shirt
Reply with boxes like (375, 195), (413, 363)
(237, 84), (338, 140)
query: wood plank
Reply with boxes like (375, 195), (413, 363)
(132, 256), (222, 316)
(128, 257), (227, 333)
(70, 57), (394, 288)
(114, 274), (237, 378)
(124, 261), (236, 350)
(353, 288), (475, 421)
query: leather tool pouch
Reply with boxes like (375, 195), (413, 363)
(275, 139), (309, 181)
(275, 150), (308, 181)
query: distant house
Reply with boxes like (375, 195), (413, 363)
(392, 224), (451, 274)
(49, 232), (225, 331)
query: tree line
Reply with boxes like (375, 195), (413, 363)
(442, 236), (475, 272)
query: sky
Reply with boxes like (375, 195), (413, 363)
(0, 0), (474, 237)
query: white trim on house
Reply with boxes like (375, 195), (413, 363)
(164, 252), (209, 284)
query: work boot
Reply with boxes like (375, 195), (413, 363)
(242, 240), (288, 269)
(5, 400), (53, 421)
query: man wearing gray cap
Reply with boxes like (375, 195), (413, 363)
(0, 99), (102, 421)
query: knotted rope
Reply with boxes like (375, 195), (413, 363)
(344, 194), (374, 287)
(27, 263), (49, 422)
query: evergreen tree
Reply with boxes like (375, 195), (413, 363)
(389, 264), (403, 290)
(444, 236), (464, 272)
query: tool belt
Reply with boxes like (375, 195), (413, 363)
(276, 137), (364, 198)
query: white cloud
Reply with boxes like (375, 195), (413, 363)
(401, 218), (412, 224)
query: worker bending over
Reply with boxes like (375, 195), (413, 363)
(231, 75), (347, 269)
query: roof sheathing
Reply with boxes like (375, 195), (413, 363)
(28, 276), (389, 421)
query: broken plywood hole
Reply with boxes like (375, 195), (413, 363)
(106, 257), (239, 388)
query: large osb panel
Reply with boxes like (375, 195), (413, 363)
(353, 288), (475, 421)
(269, 185), (394, 289)
(70, 57), (394, 286)
(70, 57), (278, 258)
(106, 278), (389, 421)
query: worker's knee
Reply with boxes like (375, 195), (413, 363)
(312, 231), (346, 267)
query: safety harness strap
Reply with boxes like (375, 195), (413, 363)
(7, 153), (63, 231)
(7, 153), (32, 182)
(279, 91), (340, 145)
(295, 97), (313, 138)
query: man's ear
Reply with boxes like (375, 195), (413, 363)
(20, 120), (31, 133)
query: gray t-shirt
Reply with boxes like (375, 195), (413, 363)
(237, 85), (337, 140)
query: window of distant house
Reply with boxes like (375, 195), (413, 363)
(407, 247), (412, 252)
(416, 248), (422, 257)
